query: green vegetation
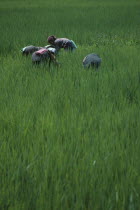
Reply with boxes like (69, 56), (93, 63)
(0, 0), (140, 209)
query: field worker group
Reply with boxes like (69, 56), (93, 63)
(22, 35), (101, 69)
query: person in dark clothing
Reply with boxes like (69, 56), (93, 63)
(83, 53), (102, 69)
(22, 45), (42, 55)
(47, 35), (77, 52)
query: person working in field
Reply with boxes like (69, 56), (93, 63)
(32, 47), (60, 67)
(22, 45), (42, 56)
(47, 35), (77, 52)
(83, 53), (102, 69)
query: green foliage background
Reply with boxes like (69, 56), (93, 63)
(0, 0), (140, 209)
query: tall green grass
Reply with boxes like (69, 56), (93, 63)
(0, 0), (140, 209)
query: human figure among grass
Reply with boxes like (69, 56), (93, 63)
(47, 35), (77, 52)
(32, 47), (60, 67)
(83, 53), (102, 69)
(22, 45), (42, 56)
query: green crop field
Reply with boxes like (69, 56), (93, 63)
(0, 0), (140, 209)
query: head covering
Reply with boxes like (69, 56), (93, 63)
(47, 35), (57, 43)
(45, 45), (53, 48)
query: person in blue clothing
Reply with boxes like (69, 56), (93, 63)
(47, 35), (77, 52)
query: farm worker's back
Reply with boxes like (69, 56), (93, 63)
(47, 35), (77, 52)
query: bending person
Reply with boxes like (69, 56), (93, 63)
(22, 45), (42, 55)
(47, 35), (77, 52)
(32, 47), (60, 67)
(83, 53), (102, 69)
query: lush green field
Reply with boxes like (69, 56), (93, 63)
(0, 0), (140, 209)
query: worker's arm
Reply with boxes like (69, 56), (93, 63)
(49, 53), (60, 67)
